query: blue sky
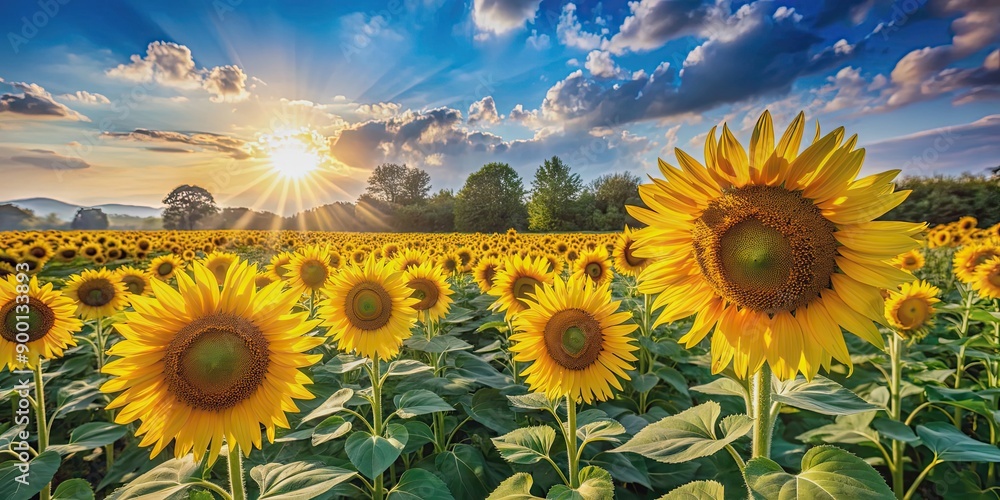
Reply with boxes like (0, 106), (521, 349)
(0, 0), (997, 214)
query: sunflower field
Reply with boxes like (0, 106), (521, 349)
(3, 112), (1000, 500)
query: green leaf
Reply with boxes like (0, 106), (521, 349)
(311, 416), (352, 446)
(251, 461), (356, 499)
(0, 451), (61, 500)
(406, 335), (474, 353)
(104, 454), (202, 500)
(655, 365), (690, 396)
(48, 422), (127, 455)
(492, 426), (557, 465)
(400, 421), (435, 454)
(321, 354), (367, 374)
(476, 320), (509, 333)
(462, 388), (518, 435)
(632, 373), (659, 393)
(435, 444), (493, 500)
(774, 375), (881, 415)
(658, 480), (725, 500)
(577, 419), (626, 446)
(796, 412), (878, 446)
(872, 418), (920, 444)
(545, 466), (614, 500)
(917, 422), (1000, 462)
(924, 386), (1000, 425)
(744, 445), (893, 499)
(612, 402), (752, 464)
(52, 478), (95, 500)
(487, 473), (541, 500)
(300, 388), (354, 425)
(393, 389), (454, 418)
(508, 393), (558, 412)
(387, 469), (455, 500)
(690, 377), (747, 400)
(345, 424), (408, 479)
(386, 359), (434, 377)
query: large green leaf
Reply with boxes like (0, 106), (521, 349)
(300, 388), (354, 425)
(917, 422), (1000, 462)
(462, 388), (518, 435)
(492, 426), (557, 465)
(52, 479), (95, 500)
(577, 419), (626, 446)
(487, 473), (542, 500)
(311, 416), (352, 446)
(406, 335), (474, 353)
(546, 466), (615, 500)
(690, 377), (747, 400)
(796, 412), (878, 445)
(251, 462), (356, 500)
(508, 393), (558, 412)
(400, 421), (435, 454)
(0, 451), (61, 500)
(612, 402), (752, 464)
(387, 469), (454, 500)
(744, 445), (893, 499)
(48, 422), (127, 455)
(774, 376), (881, 415)
(924, 386), (1000, 426)
(393, 389), (454, 418)
(345, 424), (408, 479)
(386, 359), (434, 378)
(104, 454), (202, 500)
(435, 444), (494, 500)
(658, 480), (725, 500)
(872, 418), (920, 444)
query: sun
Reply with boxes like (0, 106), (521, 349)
(260, 128), (324, 179)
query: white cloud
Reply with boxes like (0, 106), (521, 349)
(58, 90), (111, 105)
(472, 0), (542, 37)
(584, 50), (626, 79)
(556, 3), (605, 50)
(468, 96), (502, 125)
(527, 29), (551, 49)
(106, 41), (252, 102)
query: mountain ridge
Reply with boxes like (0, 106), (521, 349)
(2, 198), (163, 220)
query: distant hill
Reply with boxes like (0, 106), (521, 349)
(2, 198), (162, 220)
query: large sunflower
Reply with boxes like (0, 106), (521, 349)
(971, 257), (1000, 300)
(403, 262), (454, 323)
(0, 275), (82, 369)
(488, 254), (555, 321)
(318, 256), (418, 360)
(284, 245), (334, 296)
(201, 251), (240, 283)
(629, 110), (923, 380)
(64, 268), (129, 320)
(149, 254), (185, 282)
(101, 260), (324, 464)
(885, 280), (940, 338)
(953, 243), (1000, 283)
(613, 226), (650, 277)
(509, 275), (638, 403)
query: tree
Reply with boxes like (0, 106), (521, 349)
(0, 204), (34, 230)
(365, 163), (432, 205)
(589, 172), (644, 230)
(399, 168), (432, 205)
(886, 174), (1000, 226)
(397, 189), (455, 232)
(454, 162), (527, 232)
(527, 156), (583, 231)
(71, 208), (109, 230)
(162, 185), (219, 230)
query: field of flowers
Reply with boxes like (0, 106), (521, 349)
(2, 113), (1000, 500)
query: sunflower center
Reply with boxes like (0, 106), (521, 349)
(896, 297), (929, 330)
(692, 185), (837, 314)
(164, 314), (269, 412)
(121, 275), (146, 295)
(158, 262), (174, 276)
(543, 309), (603, 370)
(1, 300), (56, 343)
(987, 268), (1000, 288)
(346, 282), (393, 330)
(408, 278), (439, 311)
(585, 262), (603, 279)
(513, 277), (541, 306)
(77, 278), (116, 307)
(623, 241), (646, 267)
(300, 259), (328, 288)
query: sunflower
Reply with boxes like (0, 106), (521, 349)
(573, 247), (613, 285)
(509, 275), (638, 403)
(488, 254), (555, 321)
(473, 256), (502, 292)
(0, 275), (82, 369)
(394, 248), (425, 272)
(284, 245), (335, 296)
(892, 249), (925, 272)
(613, 226), (650, 277)
(149, 254), (185, 282)
(267, 252), (294, 282)
(318, 256), (418, 360)
(971, 257), (1000, 300)
(953, 243), (1000, 283)
(628, 110), (923, 380)
(958, 216), (977, 232)
(885, 281), (940, 338)
(437, 252), (462, 276)
(54, 245), (79, 262)
(101, 260), (323, 464)
(115, 266), (153, 297)
(64, 268), (130, 320)
(403, 262), (454, 323)
(201, 251), (240, 283)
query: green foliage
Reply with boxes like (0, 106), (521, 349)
(70, 208), (108, 230)
(161, 184), (218, 230)
(744, 446), (894, 499)
(886, 174), (1000, 226)
(455, 162), (528, 232)
(527, 156), (583, 231)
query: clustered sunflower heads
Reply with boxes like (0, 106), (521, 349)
(0, 275), (82, 369)
(510, 275), (638, 403)
(953, 243), (1000, 283)
(885, 280), (941, 339)
(628, 110), (925, 381)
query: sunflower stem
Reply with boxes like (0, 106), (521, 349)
(370, 359), (386, 500)
(565, 396), (580, 488)
(889, 333), (905, 499)
(953, 288), (974, 429)
(95, 317), (105, 371)
(226, 442), (246, 500)
(750, 364), (773, 459)
(33, 360), (51, 500)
